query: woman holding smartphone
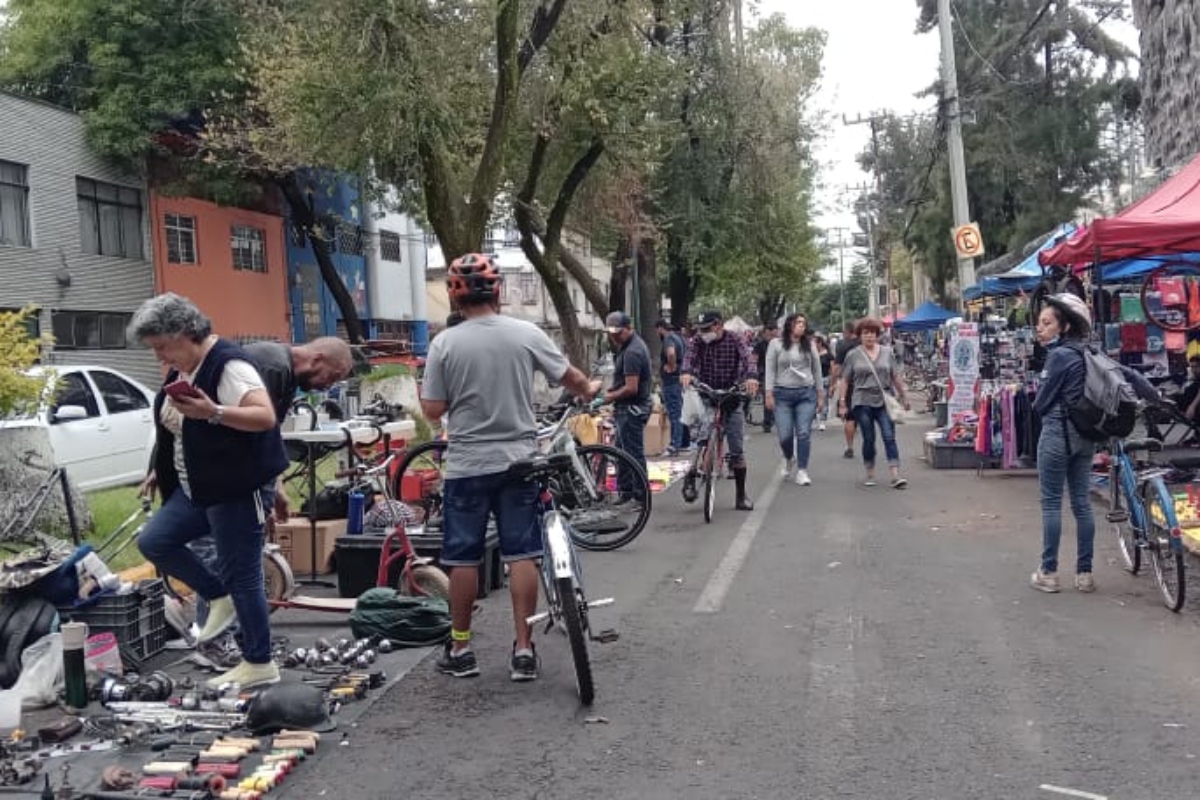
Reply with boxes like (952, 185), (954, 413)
(130, 293), (286, 690)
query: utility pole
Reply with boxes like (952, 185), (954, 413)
(825, 227), (850, 330)
(938, 0), (976, 309)
(844, 113), (892, 320)
(843, 183), (879, 318)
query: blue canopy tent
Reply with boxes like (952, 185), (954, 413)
(964, 273), (1042, 301)
(892, 300), (958, 332)
(1099, 252), (1200, 283)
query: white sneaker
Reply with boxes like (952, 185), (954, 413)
(196, 596), (236, 644)
(795, 469), (812, 486)
(204, 659), (280, 690)
(818, 422), (826, 431)
(779, 459), (795, 479)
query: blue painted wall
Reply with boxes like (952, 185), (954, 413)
(285, 171), (370, 342)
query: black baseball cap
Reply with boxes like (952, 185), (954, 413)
(697, 310), (723, 330)
(605, 311), (633, 333)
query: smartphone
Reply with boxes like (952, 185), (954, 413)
(164, 380), (201, 400)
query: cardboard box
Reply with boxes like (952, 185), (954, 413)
(273, 517), (346, 575)
(644, 409), (669, 456)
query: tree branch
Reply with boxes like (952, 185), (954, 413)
(519, 0), (570, 75)
(468, 0), (523, 237)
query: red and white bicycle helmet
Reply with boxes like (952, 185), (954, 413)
(446, 253), (502, 304)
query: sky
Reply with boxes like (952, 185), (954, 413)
(753, 0), (1139, 280)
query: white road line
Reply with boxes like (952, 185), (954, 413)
(1038, 784), (1108, 800)
(692, 471), (783, 614)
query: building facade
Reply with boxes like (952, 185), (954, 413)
(362, 192), (430, 355)
(0, 92), (158, 386)
(1134, 0), (1200, 173)
(149, 192), (291, 343)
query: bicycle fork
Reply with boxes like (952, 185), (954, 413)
(526, 510), (618, 643)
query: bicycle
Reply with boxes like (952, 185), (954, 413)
(1106, 434), (1187, 611)
(681, 381), (747, 523)
(512, 451), (619, 705)
(391, 403), (652, 551)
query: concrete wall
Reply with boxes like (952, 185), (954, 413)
(1134, 0), (1200, 171)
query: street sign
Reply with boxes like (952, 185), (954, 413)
(952, 223), (984, 259)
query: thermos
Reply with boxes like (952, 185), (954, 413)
(62, 621), (89, 709)
(347, 490), (365, 535)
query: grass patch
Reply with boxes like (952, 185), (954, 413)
(362, 364), (411, 382)
(82, 485), (145, 571)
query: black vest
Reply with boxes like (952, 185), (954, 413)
(153, 338), (289, 508)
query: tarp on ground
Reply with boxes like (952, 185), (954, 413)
(1041, 153), (1200, 266)
(892, 300), (957, 332)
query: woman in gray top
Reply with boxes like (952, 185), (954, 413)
(765, 313), (825, 485)
(837, 317), (910, 489)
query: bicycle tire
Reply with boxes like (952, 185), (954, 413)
(263, 549), (295, 611)
(555, 575), (594, 706)
(566, 444), (652, 552)
(1108, 462), (1137, 575)
(1142, 479), (1186, 612)
(390, 439), (448, 526)
(1140, 263), (1200, 333)
(403, 562), (451, 600)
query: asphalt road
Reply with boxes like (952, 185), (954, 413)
(277, 416), (1200, 800)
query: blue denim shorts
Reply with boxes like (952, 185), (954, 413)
(441, 472), (542, 566)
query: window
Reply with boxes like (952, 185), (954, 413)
(336, 222), (364, 256)
(231, 225), (267, 272)
(51, 373), (100, 419)
(77, 177), (143, 259)
(51, 310), (131, 350)
(89, 370), (149, 414)
(164, 214), (197, 264)
(519, 274), (538, 305)
(0, 160), (30, 247)
(1, 307), (39, 339)
(503, 226), (521, 247)
(876, 285), (889, 307)
(379, 230), (402, 262)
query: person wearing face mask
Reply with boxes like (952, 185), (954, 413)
(602, 312), (652, 507)
(681, 310), (760, 511)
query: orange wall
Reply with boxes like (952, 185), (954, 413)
(150, 193), (292, 343)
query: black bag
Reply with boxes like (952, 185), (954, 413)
(301, 484), (351, 520)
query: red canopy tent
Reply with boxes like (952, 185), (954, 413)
(1040, 152), (1200, 266)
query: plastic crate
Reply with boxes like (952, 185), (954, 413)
(57, 579), (168, 661)
(929, 441), (980, 470)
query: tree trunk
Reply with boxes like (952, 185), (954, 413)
(666, 233), (696, 328)
(637, 239), (662, 370)
(610, 238), (631, 311)
(275, 173), (366, 344)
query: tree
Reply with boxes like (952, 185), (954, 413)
(0, 0), (370, 342)
(0, 308), (46, 416)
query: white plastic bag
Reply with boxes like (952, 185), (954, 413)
(682, 387), (705, 429)
(5, 632), (64, 710)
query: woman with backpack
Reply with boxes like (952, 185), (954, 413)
(1031, 293), (1097, 594)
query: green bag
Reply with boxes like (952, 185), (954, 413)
(349, 588), (451, 647)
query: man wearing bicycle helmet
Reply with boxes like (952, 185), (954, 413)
(681, 310), (760, 511)
(420, 253), (600, 681)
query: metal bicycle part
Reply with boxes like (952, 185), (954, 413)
(1142, 478), (1186, 612)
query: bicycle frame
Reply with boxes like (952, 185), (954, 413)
(1110, 440), (1152, 534)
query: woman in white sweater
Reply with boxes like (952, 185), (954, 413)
(764, 313), (826, 485)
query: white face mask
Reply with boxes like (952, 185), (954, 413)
(700, 331), (717, 343)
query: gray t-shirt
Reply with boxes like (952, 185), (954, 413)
(844, 345), (898, 409)
(421, 314), (570, 479)
(764, 339), (822, 391)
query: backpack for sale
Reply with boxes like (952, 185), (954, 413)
(1067, 343), (1137, 442)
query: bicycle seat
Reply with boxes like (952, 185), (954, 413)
(1122, 438), (1163, 454)
(507, 453), (575, 480)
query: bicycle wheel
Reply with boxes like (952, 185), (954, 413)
(263, 549), (295, 610)
(563, 445), (652, 552)
(402, 561), (451, 600)
(555, 576), (594, 705)
(1142, 479), (1186, 611)
(390, 439), (448, 527)
(1111, 463), (1140, 574)
(702, 434), (716, 523)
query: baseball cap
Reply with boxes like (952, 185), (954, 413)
(697, 310), (723, 330)
(605, 311), (633, 333)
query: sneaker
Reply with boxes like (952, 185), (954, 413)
(818, 422), (827, 432)
(198, 632), (243, 670)
(196, 596), (236, 644)
(891, 477), (908, 490)
(843, 447), (854, 459)
(1075, 573), (1095, 593)
(510, 643), (539, 682)
(681, 474), (698, 503)
(795, 469), (812, 486)
(436, 643), (480, 678)
(863, 478), (876, 487)
(1031, 569), (1061, 593)
(204, 659), (280, 690)
(779, 459), (795, 479)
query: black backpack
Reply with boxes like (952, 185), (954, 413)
(1067, 343), (1137, 442)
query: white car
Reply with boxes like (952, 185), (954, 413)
(1, 365), (157, 491)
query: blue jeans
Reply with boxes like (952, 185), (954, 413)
(852, 405), (900, 468)
(191, 485), (276, 635)
(1037, 416), (1096, 574)
(773, 386), (817, 468)
(661, 382), (686, 451)
(441, 472), (542, 566)
(614, 406), (649, 501)
(138, 487), (272, 664)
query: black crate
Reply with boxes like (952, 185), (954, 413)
(57, 579), (168, 661)
(336, 527), (502, 599)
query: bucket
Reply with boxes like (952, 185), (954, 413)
(85, 632), (123, 676)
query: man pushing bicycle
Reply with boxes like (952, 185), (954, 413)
(420, 253), (599, 681)
(681, 310), (760, 511)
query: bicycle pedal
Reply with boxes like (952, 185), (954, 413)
(591, 629), (619, 644)
(1106, 511), (1129, 523)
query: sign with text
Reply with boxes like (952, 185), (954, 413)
(947, 322), (980, 420)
